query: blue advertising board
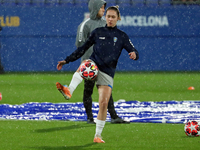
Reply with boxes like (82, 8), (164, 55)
(0, 6), (200, 72)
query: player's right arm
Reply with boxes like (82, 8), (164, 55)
(57, 32), (94, 71)
(57, 21), (91, 71)
(63, 29), (96, 65)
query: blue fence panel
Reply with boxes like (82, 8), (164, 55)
(0, 6), (200, 72)
(1, 37), (78, 71)
(159, 0), (171, 6)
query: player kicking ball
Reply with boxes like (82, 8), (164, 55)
(56, 5), (139, 143)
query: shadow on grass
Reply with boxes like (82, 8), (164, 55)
(26, 143), (100, 150)
(33, 124), (95, 133)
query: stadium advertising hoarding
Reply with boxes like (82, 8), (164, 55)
(0, 6), (199, 71)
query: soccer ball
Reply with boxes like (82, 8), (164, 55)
(79, 60), (98, 80)
(184, 120), (200, 137)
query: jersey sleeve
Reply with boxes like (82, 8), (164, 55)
(65, 30), (96, 63)
(123, 33), (139, 60)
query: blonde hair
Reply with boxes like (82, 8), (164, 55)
(106, 5), (121, 20)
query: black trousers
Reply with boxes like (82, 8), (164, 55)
(83, 79), (118, 120)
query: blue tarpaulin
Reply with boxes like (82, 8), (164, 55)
(0, 100), (200, 124)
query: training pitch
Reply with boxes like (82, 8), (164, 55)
(0, 72), (200, 150)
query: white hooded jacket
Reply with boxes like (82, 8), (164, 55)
(75, 0), (106, 62)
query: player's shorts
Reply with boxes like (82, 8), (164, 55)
(84, 59), (113, 89)
(96, 70), (113, 89)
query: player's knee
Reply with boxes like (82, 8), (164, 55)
(84, 89), (93, 97)
(99, 98), (109, 108)
(83, 97), (92, 103)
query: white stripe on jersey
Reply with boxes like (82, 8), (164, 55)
(79, 18), (90, 42)
(129, 39), (135, 47)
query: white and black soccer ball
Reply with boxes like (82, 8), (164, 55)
(79, 60), (98, 80)
(184, 120), (200, 137)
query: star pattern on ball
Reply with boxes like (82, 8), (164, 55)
(184, 120), (200, 137)
(189, 123), (197, 131)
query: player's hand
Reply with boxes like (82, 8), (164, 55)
(129, 52), (136, 60)
(57, 60), (66, 70)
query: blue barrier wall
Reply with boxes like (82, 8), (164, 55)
(0, 6), (200, 72)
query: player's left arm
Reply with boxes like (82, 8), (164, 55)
(123, 34), (139, 60)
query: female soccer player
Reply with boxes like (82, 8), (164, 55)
(75, 0), (128, 124)
(56, 5), (139, 143)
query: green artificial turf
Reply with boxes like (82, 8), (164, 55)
(0, 120), (199, 150)
(0, 72), (200, 150)
(0, 72), (199, 104)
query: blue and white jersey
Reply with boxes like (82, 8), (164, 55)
(65, 25), (139, 78)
